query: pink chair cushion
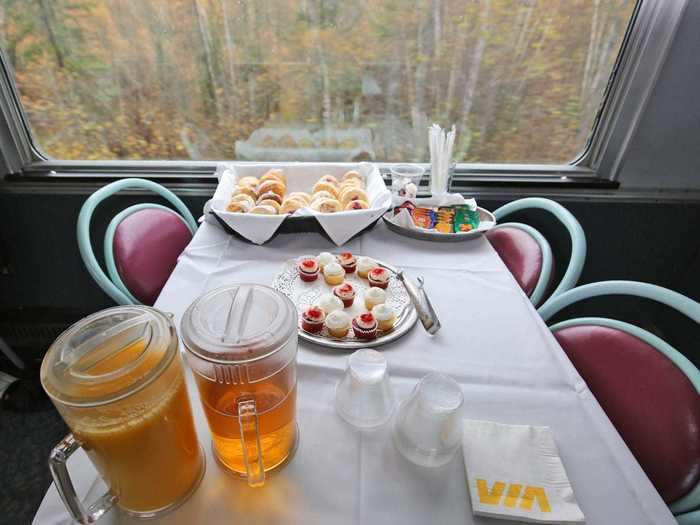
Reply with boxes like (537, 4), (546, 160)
(554, 325), (700, 503)
(113, 208), (192, 305)
(486, 226), (543, 297)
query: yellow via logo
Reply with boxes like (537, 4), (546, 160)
(476, 479), (552, 513)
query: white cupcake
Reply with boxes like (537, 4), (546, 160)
(357, 256), (378, 278)
(325, 310), (351, 338)
(317, 294), (344, 314)
(318, 252), (335, 270)
(364, 287), (387, 310)
(323, 262), (345, 285)
(372, 304), (396, 331)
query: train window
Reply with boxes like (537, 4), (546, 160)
(1, 0), (636, 164)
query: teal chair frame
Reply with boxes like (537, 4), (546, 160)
(539, 280), (700, 520)
(492, 197), (586, 308)
(678, 510), (700, 525)
(77, 178), (197, 305)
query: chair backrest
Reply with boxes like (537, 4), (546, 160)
(77, 178), (197, 305)
(492, 197), (586, 309)
(540, 280), (700, 514)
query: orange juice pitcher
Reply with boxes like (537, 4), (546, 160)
(40, 306), (205, 523)
(181, 284), (299, 487)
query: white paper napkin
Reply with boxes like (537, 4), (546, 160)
(390, 193), (474, 208)
(208, 162), (391, 245)
(462, 419), (585, 524)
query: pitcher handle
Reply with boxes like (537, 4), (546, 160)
(49, 433), (117, 524)
(238, 397), (265, 487)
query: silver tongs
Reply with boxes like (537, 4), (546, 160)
(394, 271), (441, 335)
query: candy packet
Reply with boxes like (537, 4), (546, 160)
(411, 207), (436, 229)
(454, 206), (480, 233)
(435, 207), (455, 233)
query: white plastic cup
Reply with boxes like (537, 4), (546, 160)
(390, 164), (425, 198)
(393, 372), (464, 467)
(335, 349), (395, 429)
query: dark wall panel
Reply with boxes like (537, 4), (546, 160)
(1, 189), (699, 365)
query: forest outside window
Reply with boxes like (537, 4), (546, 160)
(1, 0), (635, 165)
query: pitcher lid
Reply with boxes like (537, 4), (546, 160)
(180, 284), (297, 364)
(40, 306), (176, 407)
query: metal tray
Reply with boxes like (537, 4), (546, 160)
(271, 257), (417, 350)
(382, 206), (496, 242)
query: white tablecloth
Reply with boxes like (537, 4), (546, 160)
(33, 222), (676, 525)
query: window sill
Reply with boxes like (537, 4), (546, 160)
(9, 160), (616, 190)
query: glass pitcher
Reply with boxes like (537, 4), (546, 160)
(180, 284), (298, 487)
(40, 306), (205, 523)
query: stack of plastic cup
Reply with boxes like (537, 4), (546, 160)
(393, 372), (464, 467)
(335, 349), (395, 429)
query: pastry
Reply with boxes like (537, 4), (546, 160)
(352, 313), (378, 340)
(257, 180), (286, 197)
(317, 293), (344, 314)
(342, 170), (364, 184)
(225, 201), (250, 213)
(281, 198), (306, 214)
(372, 304), (396, 331)
(340, 184), (363, 195)
(364, 286), (386, 310)
(238, 176), (259, 188)
(333, 282), (356, 308)
(312, 181), (339, 198)
(297, 257), (319, 282)
(249, 204), (277, 215)
(337, 252), (357, 273)
(323, 262), (345, 285)
(325, 310), (351, 338)
(345, 200), (369, 211)
(257, 191), (283, 205)
(301, 306), (325, 334)
(287, 192), (312, 205)
(367, 267), (390, 289)
(259, 169), (286, 184)
(357, 256), (378, 278)
(340, 178), (363, 190)
(233, 185), (258, 200)
(318, 174), (340, 187)
(340, 188), (369, 208)
(258, 199), (281, 213)
(230, 193), (256, 207)
(311, 190), (335, 202)
(317, 252), (335, 270)
(311, 198), (342, 213)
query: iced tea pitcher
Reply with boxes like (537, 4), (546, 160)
(181, 284), (299, 487)
(40, 306), (204, 523)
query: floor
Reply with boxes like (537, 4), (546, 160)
(0, 374), (68, 525)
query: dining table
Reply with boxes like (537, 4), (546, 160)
(32, 219), (677, 525)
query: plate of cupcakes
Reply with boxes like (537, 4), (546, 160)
(271, 251), (418, 349)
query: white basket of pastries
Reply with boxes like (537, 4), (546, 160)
(208, 163), (392, 245)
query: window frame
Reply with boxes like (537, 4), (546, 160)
(0, 0), (688, 187)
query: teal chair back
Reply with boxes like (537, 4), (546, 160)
(540, 280), (700, 520)
(492, 197), (587, 308)
(77, 178), (197, 305)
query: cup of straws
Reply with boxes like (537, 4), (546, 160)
(428, 124), (456, 196)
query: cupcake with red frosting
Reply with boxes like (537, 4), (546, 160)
(333, 282), (356, 308)
(297, 257), (319, 282)
(337, 252), (357, 274)
(352, 312), (378, 340)
(367, 267), (390, 289)
(301, 306), (325, 333)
